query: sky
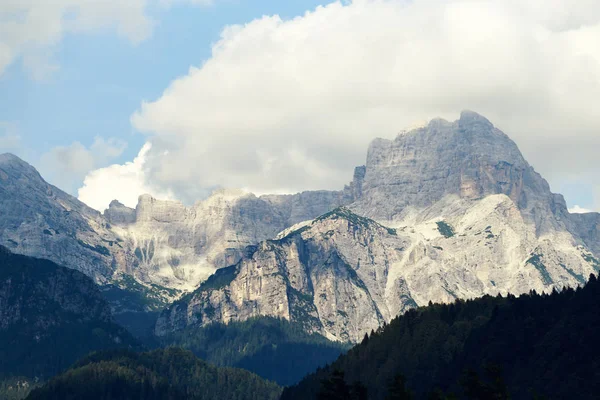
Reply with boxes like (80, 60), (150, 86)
(0, 0), (599, 213)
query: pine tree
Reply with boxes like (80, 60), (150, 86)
(386, 374), (412, 400)
(317, 370), (350, 400)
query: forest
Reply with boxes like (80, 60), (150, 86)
(25, 348), (282, 400)
(283, 275), (600, 399)
(159, 316), (349, 386)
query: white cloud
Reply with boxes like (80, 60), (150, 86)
(569, 205), (593, 214)
(40, 136), (127, 194)
(159, 0), (213, 7)
(78, 143), (175, 211)
(80, 0), (600, 206)
(0, 0), (154, 78)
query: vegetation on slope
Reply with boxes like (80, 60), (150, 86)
(283, 275), (600, 399)
(160, 317), (349, 386)
(436, 221), (455, 238)
(26, 348), (281, 400)
(100, 274), (181, 339)
(316, 207), (397, 235)
(0, 246), (139, 383)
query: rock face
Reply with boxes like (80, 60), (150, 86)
(155, 209), (408, 341)
(569, 212), (600, 257)
(0, 154), (343, 297)
(260, 190), (349, 227)
(105, 189), (347, 291)
(0, 154), (126, 282)
(350, 112), (563, 228)
(104, 200), (136, 225)
(156, 200), (599, 342)
(0, 155), (182, 314)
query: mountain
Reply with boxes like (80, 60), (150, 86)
(155, 112), (600, 342)
(0, 153), (340, 336)
(26, 348), (281, 400)
(282, 274), (600, 400)
(0, 153), (183, 331)
(347, 111), (598, 248)
(155, 208), (413, 342)
(0, 153), (125, 282)
(0, 152), (344, 295)
(103, 189), (345, 292)
(1, 111), (599, 343)
(0, 246), (138, 395)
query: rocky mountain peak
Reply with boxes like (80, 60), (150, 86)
(349, 112), (555, 226)
(208, 188), (250, 200)
(0, 152), (33, 168)
(104, 200), (136, 225)
(0, 152), (47, 185)
(109, 199), (126, 208)
(458, 109), (494, 129)
(0, 153), (126, 283)
(135, 194), (188, 223)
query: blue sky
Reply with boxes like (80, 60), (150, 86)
(0, 0), (324, 168)
(1, 0), (599, 212)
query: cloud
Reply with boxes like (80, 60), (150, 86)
(80, 0), (600, 207)
(0, 0), (154, 78)
(159, 0), (213, 7)
(569, 205), (593, 214)
(40, 137), (127, 194)
(78, 143), (175, 211)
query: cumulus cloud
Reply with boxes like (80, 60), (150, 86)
(78, 143), (175, 211)
(569, 205), (593, 214)
(40, 137), (127, 194)
(0, 0), (153, 78)
(159, 0), (213, 7)
(81, 0), (600, 208)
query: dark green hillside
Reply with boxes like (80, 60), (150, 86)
(283, 276), (600, 399)
(0, 246), (139, 384)
(26, 348), (281, 400)
(160, 317), (349, 386)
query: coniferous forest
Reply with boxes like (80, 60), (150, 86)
(25, 348), (282, 400)
(24, 274), (600, 399)
(282, 275), (600, 399)
(0, 246), (139, 398)
(158, 316), (349, 386)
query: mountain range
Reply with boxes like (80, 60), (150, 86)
(1, 111), (599, 344)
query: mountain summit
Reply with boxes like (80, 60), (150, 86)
(349, 111), (563, 224)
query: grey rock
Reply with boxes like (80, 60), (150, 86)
(350, 111), (557, 227)
(104, 200), (136, 225)
(0, 153), (125, 282)
(569, 212), (600, 257)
